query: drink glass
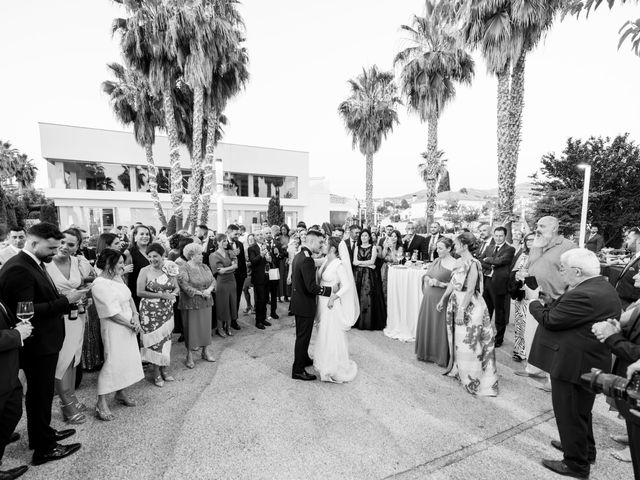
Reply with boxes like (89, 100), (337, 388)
(17, 301), (34, 324)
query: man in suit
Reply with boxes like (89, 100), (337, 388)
(475, 223), (496, 315)
(377, 225), (394, 248)
(0, 223), (84, 466)
(0, 301), (32, 479)
(248, 229), (272, 330)
(584, 224), (605, 253)
(0, 227), (25, 270)
(592, 279), (640, 479)
(290, 230), (333, 381)
(343, 225), (361, 266)
(424, 222), (443, 262)
(480, 226), (515, 348)
(402, 222), (428, 261)
(226, 224), (245, 329)
(525, 248), (621, 479)
(616, 228), (640, 309)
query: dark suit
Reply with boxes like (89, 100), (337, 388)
(616, 255), (640, 309)
(584, 233), (604, 253)
(529, 276), (621, 477)
(0, 252), (71, 452)
(0, 302), (23, 462)
(604, 306), (640, 475)
(403, 234), (428, 261)
(248, 243), (269, 325)
(344, 238), (358, 266)
(424, 234), (441, 262)
(228, 239), (247, 313)
(290, 247), (331, 374)
(481, 242), (515, 345)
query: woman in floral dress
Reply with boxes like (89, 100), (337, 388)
(437, 232), (498, 397)
(136, 243), (179, 387)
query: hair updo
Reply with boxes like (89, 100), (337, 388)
(456, 232), (479, 254)
(437, 236), (455, 252)
(96, 248), (124, 274)
(146, 242), (165, 257)
(327, 236), (341, 256)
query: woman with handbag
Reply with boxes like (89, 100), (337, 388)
(210, 233), (238, 338)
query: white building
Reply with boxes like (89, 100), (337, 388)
(40, 123), (355, 230)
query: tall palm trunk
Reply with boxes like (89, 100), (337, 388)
(365, 152), (374, 225)
(425, 110), (439, 226)
(199, 107), (218, 226)
(163, 87), (183, 229)
(496, 62), (513, 225)
(188, 85), (205, 232)
(145, 143), (167, 227)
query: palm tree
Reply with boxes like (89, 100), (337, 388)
(418, 149), (449, 202)
(395, 1), (474, 225)
(13, 154), (38, 192)
(338, 65), (401, 224)
(102, 62), (167, 226)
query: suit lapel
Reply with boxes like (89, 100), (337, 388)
(20, 252), (59, 298)
(618, 255), (640, 286)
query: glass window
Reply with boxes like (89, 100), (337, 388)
(224, 172), (248, 197)
(251, 175), (297, 199)
(62, 162), (131, 192)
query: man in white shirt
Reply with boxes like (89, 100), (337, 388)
(425, 222), (443, 262)
(0, 227), (26, 269)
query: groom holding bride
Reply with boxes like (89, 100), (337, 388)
(290, 232), (359, 382)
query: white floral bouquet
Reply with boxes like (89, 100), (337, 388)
(162, 260), (180, 277)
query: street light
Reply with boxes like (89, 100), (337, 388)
(578, 163), (592, 248)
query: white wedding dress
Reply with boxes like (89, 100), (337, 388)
(313, 245), (359, 383)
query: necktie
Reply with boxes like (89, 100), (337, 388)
(40, 262), (59, 293)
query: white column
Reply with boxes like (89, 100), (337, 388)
(216, 158), (224, 233)
(578, 164), (592, 248)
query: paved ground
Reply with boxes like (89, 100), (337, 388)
(2, 302), (634, 480)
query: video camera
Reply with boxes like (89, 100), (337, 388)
(581, 368), (640, 413)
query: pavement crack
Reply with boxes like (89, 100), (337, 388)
(383, 409), (555, 479)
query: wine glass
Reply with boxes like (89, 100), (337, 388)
(17, 301), (34, 324)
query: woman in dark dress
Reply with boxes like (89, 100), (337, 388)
(415, 237), (456, 366)
(125, 225), (152, 309)
(353, 229), (386, 330)
(210, 233), (238, 337)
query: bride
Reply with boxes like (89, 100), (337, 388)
(313, 236), (359, 383)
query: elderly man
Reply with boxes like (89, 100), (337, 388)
(616, 228), (640, 309)
(0, 227), (25, 269)
(525, 248), (621, 479)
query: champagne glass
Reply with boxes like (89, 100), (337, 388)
(17, 301), (34, 324)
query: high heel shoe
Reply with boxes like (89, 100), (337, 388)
(70, 394), (87, 413)
(114, 394), (137, 407)
(223, 324), (233, 337)
(215, 329), (227, 338)
(201, 350), (216, 362)
(185, 356), (195, 369)
(154, 375), (164, 387)
(160, 369), (175, 382)
(61, 402), (86, 424)
(95, 405), (115, 421)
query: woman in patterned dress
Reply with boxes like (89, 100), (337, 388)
(353, 229), (387, 330)
(509, 233), (535, 362)
(380, 229), (403, 300)
(437, 232), (499, 397)
(136, 243), (179, 387)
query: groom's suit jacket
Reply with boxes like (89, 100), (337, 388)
(290, 247), (332, 317)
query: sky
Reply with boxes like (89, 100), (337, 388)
(1, 1), (639, 199)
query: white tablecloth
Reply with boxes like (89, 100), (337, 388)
(384, 266), (428, 342)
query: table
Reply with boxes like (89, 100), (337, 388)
(384, 265), (428, 342)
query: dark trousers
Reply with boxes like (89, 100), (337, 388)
(0, 384), (23, 461)
(626, 418), (640, 480)
(23, 353), (58, 452)
(269, 280), (278, 316)
(483, 276), (494, 318)
(254, 283), (269, 324)
(235, 275), (246, 313)
(292, 315), (314, 374)
(550, 378), (596, 476)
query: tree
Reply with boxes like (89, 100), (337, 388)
(532, 134), (640, 246)
(267, 196), (284, 226)
(400, 198), (410, 210)
(395, 1), (474, 226)
(418, 149), (450, 221)
(338, 65), (401, 224)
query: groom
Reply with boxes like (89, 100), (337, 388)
(290, 230), (333, 381)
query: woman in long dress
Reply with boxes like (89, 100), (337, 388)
(415, 237), (456, 367)
(313, 237), (359, 383)
(93, 249), (144, 421)
(380, 229), (403, 300)
(46, 229), (92, 424)
(353, 229), (386, 330)
(509, 233), (535, 362)
(137, 243), (179, 387)
(437, 232), (499, 397)
(125, 225), (152, 309)
(210, 233), (238, 338)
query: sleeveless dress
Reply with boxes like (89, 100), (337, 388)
(415, 258), (453, 367)
(127, 247), (150, 308)
(353, 245), (387, 330)
(444, 258), (499, 397)
(46, 257), (87, 379)
(139, 273), (175, 366)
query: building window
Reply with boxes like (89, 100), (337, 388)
(252, 175), (297, 199)
(224, 172), (248, 197)
(62, 162), (131, 192)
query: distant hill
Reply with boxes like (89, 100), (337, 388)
(377, 182), (534, 204)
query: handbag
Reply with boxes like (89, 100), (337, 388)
(268, 268), (280, 281)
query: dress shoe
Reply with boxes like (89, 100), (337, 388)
(8, 432), (19, 443)
(292, 371), (317, 381)
(270, 313), (279, 320)
(0, 465), (28, 480)
(551, 440), (596, 464)
(514, 370), (546, 378)
(255, 322), (265, 330)
(53, 429), (76, 442)
(262, 319), (272, 326)
(541, 459), (588, 478)
(231, 321), (241, 330)
(32, 443), (81, 466)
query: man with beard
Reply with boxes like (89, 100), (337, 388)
(226, 224), (245, 329)
(0, 223), (85, 466)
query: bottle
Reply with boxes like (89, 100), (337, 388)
(69, 304), (79, 320)
(78, 301), (86, 315)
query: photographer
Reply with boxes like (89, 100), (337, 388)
(593, 273), (640, 479)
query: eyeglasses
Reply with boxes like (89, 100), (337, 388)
(559, 265), (581, 273)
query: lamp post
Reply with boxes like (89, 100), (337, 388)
(215, 158), (224, 233)
(578, 164), (592, 248)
